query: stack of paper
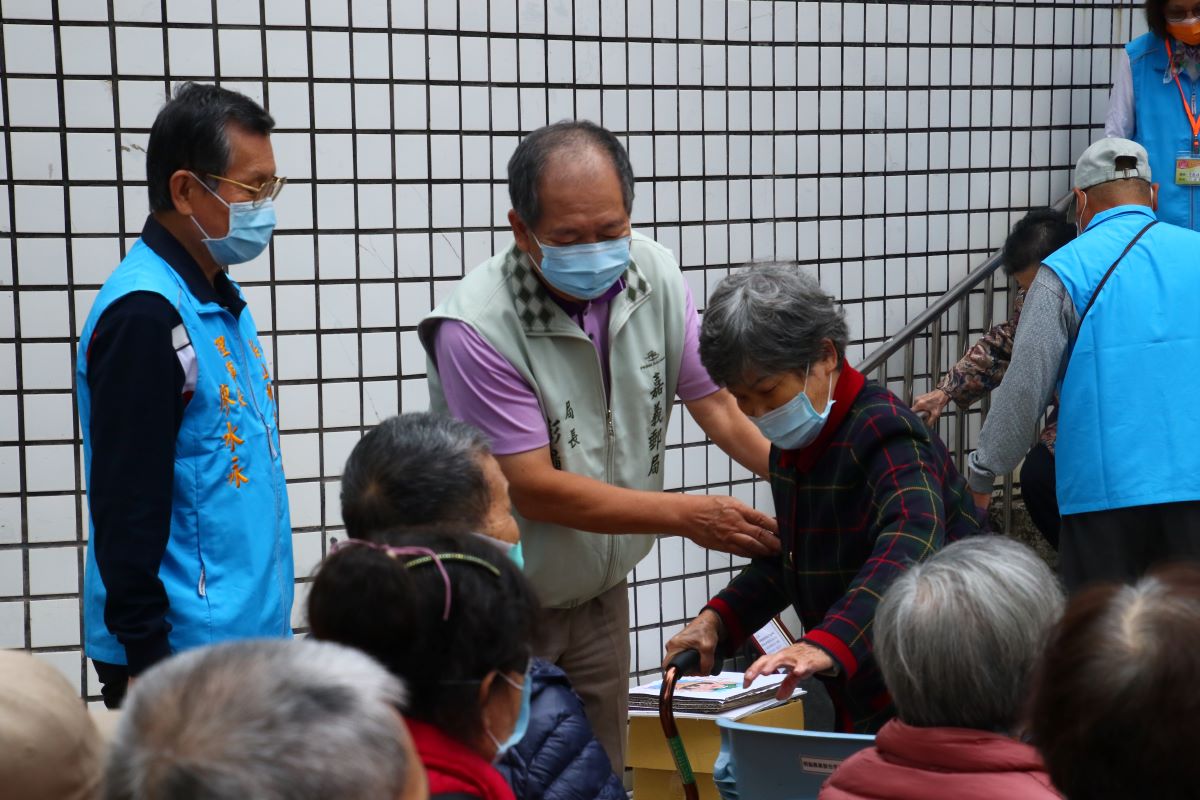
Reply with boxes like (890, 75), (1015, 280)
(628, 671), (795, 715)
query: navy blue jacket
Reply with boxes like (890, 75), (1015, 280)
(496, 660), (625, 800)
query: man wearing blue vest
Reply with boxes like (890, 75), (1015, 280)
(968, 137), (1200, 591)
(76, 83), (293, 708)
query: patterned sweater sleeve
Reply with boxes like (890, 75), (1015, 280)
(706, 557), (793, 651)
(937, 290), (1025, 407)
(802, 410), (948, 678)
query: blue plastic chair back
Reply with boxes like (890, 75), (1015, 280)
(715, 717), (875, 800)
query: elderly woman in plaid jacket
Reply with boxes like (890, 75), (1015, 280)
(912, 208), (1075, 548)
(663, 264), (986, 734)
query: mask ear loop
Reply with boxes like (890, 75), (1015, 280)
(802, 361), (835, 414)
(186, 171), (232, 243)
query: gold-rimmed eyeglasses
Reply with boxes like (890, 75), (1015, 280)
(207, 173), (288, 206)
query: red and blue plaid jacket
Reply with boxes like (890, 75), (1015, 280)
(707, 366), (986, 733)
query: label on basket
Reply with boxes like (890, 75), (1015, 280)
(799, 755), (844, 775)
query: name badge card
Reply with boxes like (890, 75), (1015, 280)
(1177, 154), (1200, 186)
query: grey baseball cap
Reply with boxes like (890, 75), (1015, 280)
(1075, 137), (1152, 190)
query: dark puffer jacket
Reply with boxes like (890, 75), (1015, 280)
(496, 660), (625, 800)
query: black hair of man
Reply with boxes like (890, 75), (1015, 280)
(506, 120), (635, 228)
(145, 82), (275, 213)
(1000, 207), (1077, 276)
(308, 529), (540, 745)
(340, 413), (493, 540)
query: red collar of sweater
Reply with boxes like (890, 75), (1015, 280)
(825, 719), (1061, 800)
(777, 365), (866, 473)
(405, 717), (516, 800)
(876, 719), (1051, 774)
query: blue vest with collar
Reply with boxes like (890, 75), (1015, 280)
(1044, 205), (1200, 515)
(76, 239), (293, 664)
(1127, 32), (1200, 231)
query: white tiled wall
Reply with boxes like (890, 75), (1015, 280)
(0, 0), (1138, 695)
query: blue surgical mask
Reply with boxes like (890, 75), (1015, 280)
(189, 172), (276, 265)
(469, 533), (524, 570)
(488, 664), (532, 762)
(750, 367), (835, 451)
(531, 235), (631, 300)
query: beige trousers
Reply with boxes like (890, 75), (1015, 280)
(535, 580), (631, 774)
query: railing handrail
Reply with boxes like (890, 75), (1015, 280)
(857, 192), (1074, 375)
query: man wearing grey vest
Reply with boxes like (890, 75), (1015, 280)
(419, 121), (780, 773)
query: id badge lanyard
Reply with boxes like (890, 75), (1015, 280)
(1166, 38), (1200, 153)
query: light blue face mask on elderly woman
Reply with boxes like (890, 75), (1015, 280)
(487, 663), (533, 762)
(750, 366), (835, 451)
(471, 533), (524, 570)
(531, 235), (631, 300)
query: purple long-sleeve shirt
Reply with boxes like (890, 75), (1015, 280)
(432, 276), (719, 455)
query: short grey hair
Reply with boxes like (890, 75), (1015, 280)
(875, 536), (1064, 733)
(507, 120), (635, 227)
(699, 263), (850, 388)
(104, 640), (413, 800)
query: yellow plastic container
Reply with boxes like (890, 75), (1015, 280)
(627, 700), (806, 800)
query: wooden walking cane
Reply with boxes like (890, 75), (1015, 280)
(659, 646), (728, 800)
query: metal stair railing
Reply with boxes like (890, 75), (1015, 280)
(855, 192), (1073, 533)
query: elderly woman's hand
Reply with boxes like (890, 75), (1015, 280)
(662, 609), (725, 675)
(911, 388), (950, 426)
(744, 642), (835, 701)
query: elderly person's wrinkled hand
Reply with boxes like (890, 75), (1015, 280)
(744, 641), (835, 701)
(662, 608), (725, 675)
(911, 388), (950, 426)
(680, 495), (780, 558)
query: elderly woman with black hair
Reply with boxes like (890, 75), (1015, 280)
(664, 264), (986, 733)
(821, 537), (1064, 799)
(337, 413), (625, 800)
(309, 531), (538, 800)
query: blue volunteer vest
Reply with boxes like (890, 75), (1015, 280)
(76, 239), (293, 664)
(1045, 204), (1200, 515)
(1127, 33), (1200, 231)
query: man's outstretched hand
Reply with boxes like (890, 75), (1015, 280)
(678, 495), (780, 558)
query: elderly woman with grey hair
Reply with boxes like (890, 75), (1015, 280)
(665, 264), (986, 733)
(104, 639), (428, 800)
(820, 536), (1064, 798)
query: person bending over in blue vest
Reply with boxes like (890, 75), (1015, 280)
(337, 413), (626, 800)
(76, 82), (293, 709)
(969, 137), (1200, 591)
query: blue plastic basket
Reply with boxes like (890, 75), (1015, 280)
(714, 717), (875, 800)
